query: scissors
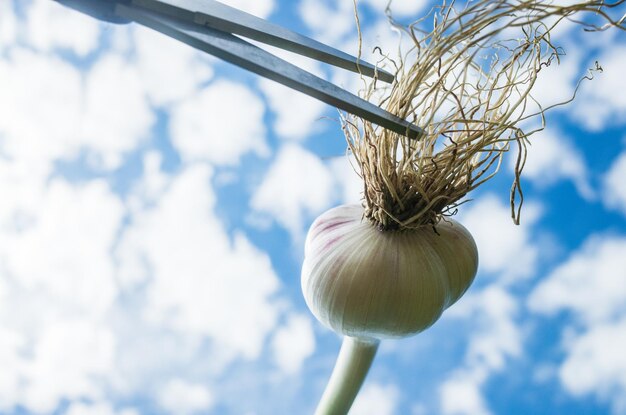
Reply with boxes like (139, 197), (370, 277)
(54, 0), (423, 138)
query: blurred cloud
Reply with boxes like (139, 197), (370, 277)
(132, 26), (214, 107)
(439, 370), (491, 415)
(22, 320), (116, 413)
(0, 1), (16, 46)
(65, 402), (139, 415)
(170, 80), (269, 165)
(0, 49), (84, 174)
(362, 0), (429, 17)
(519, 127), (594, 200)
(157, 378), (215, 414)
(351, 383), (400, 415)
(117, 164), (282, 361)
(458, 194), (542, 282)
(299, 0), (426, 51)
(251, 144), (336, 239)
(0, 317), (117, 413)
(25, 0), (101, 57)
(529, 235), (626, 324)
(259, 60), (328, 140)
(82, 53), (155, 169)
(220, 0), (276, 18)
(329, 155), (364, 205)
(559, 317), (626, 414)
(529, 234), (626, 412)
(127, 151), (170, 209)
(298, 0), (355, 44)
(0, 179), (123, 316)
(332, 19), (412, 95)
(572, 44), (626, 130)
(0, 46), (154, 171)
(0, 164), (122, 411)
(0, 326), (25, 410)
(271, 313), (316, 374)
(602, 150), (626, 216)
(464, 287), (523, 371)
(441, 286), (522, 415)
(529, 46), (583, 111)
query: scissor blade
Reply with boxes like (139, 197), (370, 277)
(116, 3), (422, 138)
(128, 0), (395, 83)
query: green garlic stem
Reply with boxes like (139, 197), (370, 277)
(314, 336), (380, 415)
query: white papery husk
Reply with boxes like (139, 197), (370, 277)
(301, 204), (478, 340)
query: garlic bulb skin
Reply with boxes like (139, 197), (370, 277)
(301, 205), (478, 339)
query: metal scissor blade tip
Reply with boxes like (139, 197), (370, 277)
(375, 114), (424, 139)
(405, 122), (423, 139)
(374, 68), (395, 83)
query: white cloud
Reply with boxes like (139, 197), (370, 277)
(449, 286), (523, 371)
(251, 144), (335, 238)
(329, 155), (364, 205)
(109, 23), (135, 56)
(439, 371), (491, 415)
(466, 288), (522, 370)
(21, 319), (116, 413)
(134, 151), (169, 205)
(0, 49), (84, 174)
(0, 178), (123, 317)
(0, 159), (48, 230)
(82, 53), (155, 169)
(529, 46), (583, 111)
(132, 26), (213, 107)
(351, 383), (400, 415)
(298, 0), (355, 44)
(0, 154), (276, 413)
(602, 150), (626, 217)
(331, 19), (415, 99)
(0, 155), (123, 413)
(24, 0), (101, 56)
(572, 44), (626, 130)
(101, 315), (220, 399)
(219, 0), (276, 18)
(441, 286), (522, 415)
(299, 0), (412, 79)
(458, 194), (542, 282)
(271, 314), (316, 374)
(0, 326), (24, 411)
(117, 164), (282, 361)
(259, 75), (328, 140)
(519, 128), (593, 200)
(65, 402), (139, 415)
(254, 44), (331, 141)
(158, 379), (214, 415)
(0, 1), (17, 46)
(529, 235), (626, 325)
(529, 234), (626, 412)
(559, 317), (626, 414)
(170, 80), (269, 165)
(362, 0), (429, 17)
(0, 47), (153, 171)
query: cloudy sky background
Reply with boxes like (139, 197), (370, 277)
(1, 0), (626, 414)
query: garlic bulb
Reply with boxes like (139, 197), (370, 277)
(302, 204), (478, 340)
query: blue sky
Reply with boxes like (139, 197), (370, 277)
(1, 0), (626, 414)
